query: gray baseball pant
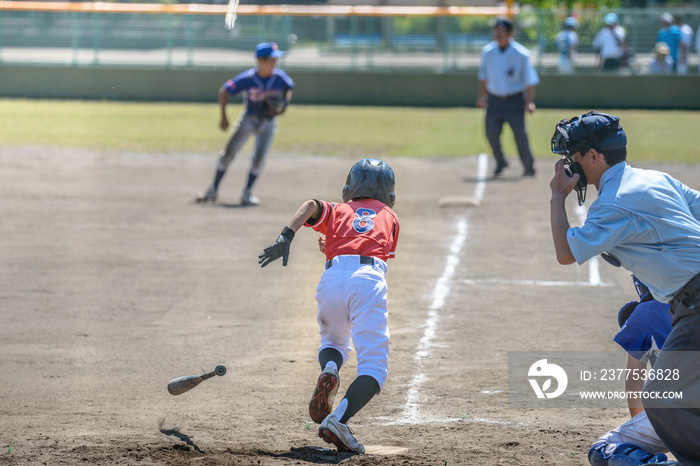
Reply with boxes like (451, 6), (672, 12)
(216, 114), (277, 178)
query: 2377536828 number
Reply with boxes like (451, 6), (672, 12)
(599, 368), (680, 381)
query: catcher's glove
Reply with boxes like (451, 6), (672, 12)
(259, 227), (295, 267)
(262, 96), (288, 118)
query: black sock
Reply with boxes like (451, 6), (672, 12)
(245, 172), (258, 191)
(318, 348), (344, 371)
(212, 169), (226, 191)
(339, 375), (379, 424)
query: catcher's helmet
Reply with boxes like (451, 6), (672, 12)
(342, 158), (396, 207)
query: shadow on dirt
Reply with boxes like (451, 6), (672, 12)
(462, 175), (529, 183)
(192, 200), (254, 209)
(258, 446), (355, 464)
(160, 428), (204, 453)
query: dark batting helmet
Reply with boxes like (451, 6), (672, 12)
(341, 158), (396, 207)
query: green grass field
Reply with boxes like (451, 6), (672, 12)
(1, 99), (697, 163)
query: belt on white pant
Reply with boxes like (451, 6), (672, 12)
(326, 255), (375, 269)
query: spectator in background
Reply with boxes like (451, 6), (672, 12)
(555, 16), (579, 74)
(674, 14), (693, 74)
(657, 13), (681, 72)
(593, 13), (627, 70)
(648, 42), (674, 75)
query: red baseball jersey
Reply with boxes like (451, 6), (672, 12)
(305, 199), (400, 262)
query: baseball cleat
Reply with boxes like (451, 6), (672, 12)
(493, 159), (509, 176)
(318, 414), (364, 454)
(309, 367), (339, 424)
(196, 187), (217, 203)
(241, 190), (260, 206)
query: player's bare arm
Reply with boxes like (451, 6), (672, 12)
(624, 355), (646, 418)
(258, 200), (321, 267)
(286, 200), (321, 233)
(550, 159), (578, 265)
(476, 80), (488, 109)
(525, 85), (536, 113)
(218, 86), (230, 131)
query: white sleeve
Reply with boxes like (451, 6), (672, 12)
(616, 26), (626, 41)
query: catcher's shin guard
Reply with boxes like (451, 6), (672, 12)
(589, 443), (677, 466)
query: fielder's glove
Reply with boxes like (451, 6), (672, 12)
(261, 96), (288, 118)
(258, 227), (295, 267)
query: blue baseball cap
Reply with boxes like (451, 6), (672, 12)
(604, 13), (618, 25)
(256, 42), (285, 58)
(567, 112), (627, 152)
(564, 16), (578, 28)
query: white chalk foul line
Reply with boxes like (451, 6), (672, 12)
(575, 203), (602, 286)
(392, 154), (488, 425)
(459, 198), (609, 289)
(462, 278), (611, 287)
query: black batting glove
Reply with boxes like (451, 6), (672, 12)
(258, 227), (295, 267)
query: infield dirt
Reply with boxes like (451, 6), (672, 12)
(1, 148), (686, 465)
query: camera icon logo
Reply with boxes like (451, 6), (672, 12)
(528, 359), (568, 399)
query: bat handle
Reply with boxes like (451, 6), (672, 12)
(201, 364), (227, 381)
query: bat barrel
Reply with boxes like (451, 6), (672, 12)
(167, 375), (205, 395)
(166, 365), (227, 395)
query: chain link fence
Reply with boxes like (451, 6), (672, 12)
(0, 6), (698, 73)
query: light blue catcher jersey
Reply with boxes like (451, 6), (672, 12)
(223, 68), (295, 116)
(567, 162), (700, 302)
(614, 300), (673, 364)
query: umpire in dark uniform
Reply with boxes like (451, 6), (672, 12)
(477, 18), (539, 177)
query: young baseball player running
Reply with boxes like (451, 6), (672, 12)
(196, 42), (294, 206)
(588, 276), (678, 466)
(258, 158), (399, 453)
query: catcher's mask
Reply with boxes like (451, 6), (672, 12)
(617, 276), (653, 328)
(551, 111), (625, 206)
(632, 275), (653, 303)
(342, 158), (396, 207)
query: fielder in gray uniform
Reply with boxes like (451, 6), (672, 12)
(197, 42), (294, 206)
(477, 17), (539, 177)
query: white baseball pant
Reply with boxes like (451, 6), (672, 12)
(592, 411), (669, 454)
(315, 255), (389, 390)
